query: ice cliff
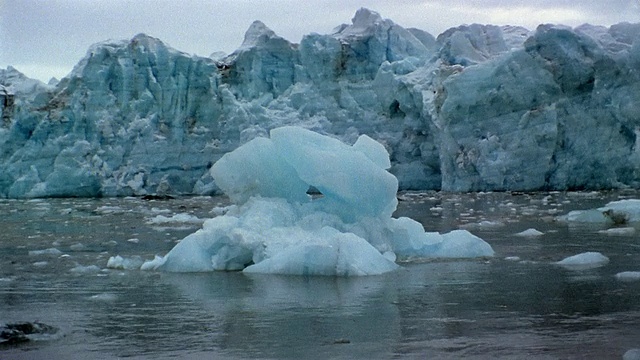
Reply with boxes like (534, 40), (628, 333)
(1, 8), (640, 198)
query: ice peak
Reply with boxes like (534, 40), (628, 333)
(132, 32), (157, 42)
(1, 66), (28, 84)
(129, 33), (167, 51)
(352, 8), (383, 29)
(333, 8), (388, 39)
(241, 20), (277, 48)
(0, 65), (52, 96)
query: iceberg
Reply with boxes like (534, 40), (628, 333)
(615, 271), (640, 282)
(514, 228), (544, 237)
(555, 251), (609, 270)
(142, 126), (494, 276)
(598, 227), (635, 236)
(556, 199), (640, 225)
(624, 349), (640, 360)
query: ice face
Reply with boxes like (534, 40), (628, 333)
(437, 23), (640, 191)
(3, 9), (640, 198)
(143, 126), (494, 276)
(210, 136), (310, 205)
(269, 126), (398, 222)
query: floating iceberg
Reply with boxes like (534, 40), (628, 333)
(514, 228), (544, 237)
(624, 349), (640, 360)
(555, 251), (609, 270)
(556, 199), (640, 225)
(598, 227), (635, 236)
(142, 126), (494, 276)
(615, 271), (640, 282)
(600, 199), (640, 223)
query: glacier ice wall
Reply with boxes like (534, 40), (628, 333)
(1, 8), (640, 198)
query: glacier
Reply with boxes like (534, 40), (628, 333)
(139, 126), (494, 276)
(1, 8), (640, 198)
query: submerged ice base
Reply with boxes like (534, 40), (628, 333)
(142, 126), (494, 276)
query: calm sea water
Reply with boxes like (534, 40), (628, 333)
(1, 191), (640, 359)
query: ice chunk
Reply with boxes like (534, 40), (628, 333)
(28, 248), (63, 256)
(459, 220), (504, 230)
(146, 213), (204, 225)
(70, 264), (101, 273)
(70, 243), (86, 251)
(624, 349), (640, 360)
(107, 255), (145, 270)
(95, 206), (125, 214)
(383, 218), (494, 259)
(615, 271), (640, 282)
(515, 228), (544, 237)
(140, 255), (166, 271)
(599, 199), (640, 223)
(429, 230), (495, 258)
(143, 126), (493, 276)
(598, 227), (635, 236)
(210, 205), (231, 216)
(556, 252), (609, 270)
(556, 199), (640, 225)
(555, 209), (612, 224)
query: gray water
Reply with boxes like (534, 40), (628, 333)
(1, 191), (640, 359)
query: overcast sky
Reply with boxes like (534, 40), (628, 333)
(2, 0), (639, 82)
